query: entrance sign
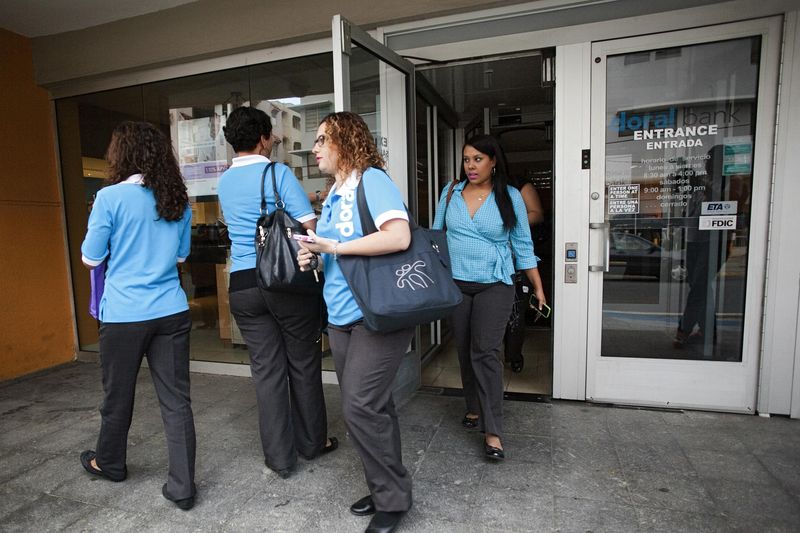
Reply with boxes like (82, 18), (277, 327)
(608, 184), (640, 214)
(701, 201), (737, 215)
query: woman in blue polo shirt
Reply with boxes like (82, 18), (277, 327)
(432, 134), (547, 461)
(80, 121), (196, 510)
(217, 106), (336, 479)
(296, 112), (413, 533)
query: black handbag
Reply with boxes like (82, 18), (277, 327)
(255, 163), (321, 294)
(337, 170), (462, 332)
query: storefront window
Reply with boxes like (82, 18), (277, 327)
(57, 54), (334, 367)
(602, 37), (760, 361)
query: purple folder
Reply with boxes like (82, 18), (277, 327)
(89, 261), (106, 319)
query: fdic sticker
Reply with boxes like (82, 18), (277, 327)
(701, 201), (737, 215)
(699, 215), (737, 231)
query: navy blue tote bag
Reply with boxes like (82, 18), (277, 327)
(337, 170), (461, 332)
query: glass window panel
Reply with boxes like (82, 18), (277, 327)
(602, 37), (760, 361)
(55, 87), (144, 351)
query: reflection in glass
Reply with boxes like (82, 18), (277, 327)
(602, 37), (760, 362)
(57, 54), (336, 368)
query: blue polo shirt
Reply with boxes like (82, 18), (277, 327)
(81, 174), (192, 323)
(316, 167), (408, 326)
(217, 155), (316, 272)
(432, 180), (538, 284)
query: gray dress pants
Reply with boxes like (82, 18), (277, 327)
(452, 281), (515, 439)
(328, 322), (414, 512)
(96, 310), (195, 499)
(229, 287), (327, 472)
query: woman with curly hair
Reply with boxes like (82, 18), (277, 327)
(297, 112), (413, 533)
(80, 121), (197, 510)
(217, 106), (336, 479)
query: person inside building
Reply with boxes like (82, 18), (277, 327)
(79, 121), (197, 510)
(504, 173), (544, 373)
(217, 106), (337, 479)
(432, 134), (546, 460)
(296, 111), (414, 533)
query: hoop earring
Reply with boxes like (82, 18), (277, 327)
(491, 166), (496, 176)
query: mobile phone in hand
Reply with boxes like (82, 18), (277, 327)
(291, 233), (315, 243)
(528, 296), (552, 320)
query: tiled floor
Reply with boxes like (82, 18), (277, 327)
(423, 328), (552, 395)
(2, 362), (800, 532)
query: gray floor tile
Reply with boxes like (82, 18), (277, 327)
(1, 493), (93, 531)
(685, 449), (776, 484)
(67, 506), (148, 532)
(552, 435), (618, 470)
(408, 479), (478, 524)
(758, 452), (800, 500)
(501, 433), (552, 464)
(703, 477), (800, 525)
(625, 470), (716, 514)
(223, 493), (323, 531)
(552, 462), (631, 506)
(636, 507), (731, 532)
(473, 485), (554, 532)
(615, 441), (696, 474)
(414, 450), (486, 486)
(481, 458), (555, 495)
(554, 495), (639, 533)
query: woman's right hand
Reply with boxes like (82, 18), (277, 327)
(297, 246), (316, 272)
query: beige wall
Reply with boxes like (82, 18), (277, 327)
(31, 0), (515, 85)
(0, 29), (75, 380)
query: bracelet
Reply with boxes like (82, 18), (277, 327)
(332, 242), (339, 260)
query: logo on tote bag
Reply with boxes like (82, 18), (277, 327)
(396, 260), (434, 290)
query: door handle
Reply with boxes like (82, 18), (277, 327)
(589, 222), (609, 272)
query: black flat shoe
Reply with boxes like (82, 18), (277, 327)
(79, 450), (126, 482)
(510, 358), (524, 373)
(322, 436), (338, 454)
(461, 414), (480, 429)
(162, 483), (196, 511)
(484, 443), (505, 461)
(350, 494), (376, 516)
(365, 510), (406, 533)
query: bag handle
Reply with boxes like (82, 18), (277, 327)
(442, 179), (458, 231)
(355, 168), (419, 236)
(259, 162), (278, 216)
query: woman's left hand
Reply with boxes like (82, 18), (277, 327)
(532, 286), (547, 309)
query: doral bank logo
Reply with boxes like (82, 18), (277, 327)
(396, 261), (434, 291)
(610, 107), (677, 135)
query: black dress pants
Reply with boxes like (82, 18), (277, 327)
(229, 287), (327, 472)
(96, 310), (195, 499)
(328, 322), (414, 512)
(452, 281), (515, 439)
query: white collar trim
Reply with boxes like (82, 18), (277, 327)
(230, 154), (271, 168)
(122, 174), (144, 185)
(332, 169), (360, 196)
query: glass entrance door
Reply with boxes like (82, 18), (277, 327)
(586, 19), (781, 412)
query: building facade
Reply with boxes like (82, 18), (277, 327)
(7, 0), (800, 417)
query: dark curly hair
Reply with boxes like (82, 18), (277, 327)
(320, 112), (384, 174)
(105, 121), (188, 222)
(460, 134), (516, 231)
(223, 106), (272, 153)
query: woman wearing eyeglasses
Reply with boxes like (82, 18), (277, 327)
(296, 112), (414, 533)
(217, 106), (336, 479)
(432, 134), (546, 461)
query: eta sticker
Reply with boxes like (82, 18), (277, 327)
(701, 201), (737, 215)
(699, 215), (736, 230)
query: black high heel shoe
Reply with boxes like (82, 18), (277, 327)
(484, 442), (505, 460)
(461, 414), (480, 429)
(510, 357), (524, 373)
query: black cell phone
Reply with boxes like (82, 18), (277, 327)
(528, 295), (552, 320)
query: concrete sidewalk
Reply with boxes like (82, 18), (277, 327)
(1, 362), (799, 532)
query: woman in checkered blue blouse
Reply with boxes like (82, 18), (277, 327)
(432, 134), (547, 461)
